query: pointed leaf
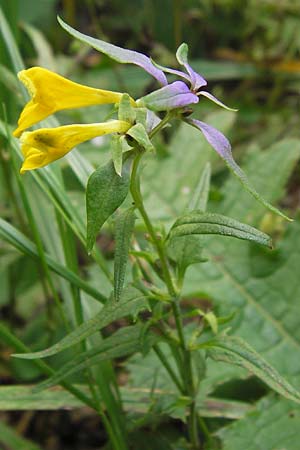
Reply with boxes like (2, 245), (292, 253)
(169, 211), (272, 248)
(205, 336), (300, 403)
(114, 207), (136, 301)
(13, 287), (148, 359)
(126, 123), (154, 151)
(86, 159), (131, 253)
(34, 325), (155, 392)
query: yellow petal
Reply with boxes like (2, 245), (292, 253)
(20, 120), (131, 173)
(14, 67), (135, 137)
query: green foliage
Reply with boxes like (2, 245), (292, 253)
(13, 286), (149, 359)
(86, 159), (131, 253)
(205, 335), (300, 403)
(169, 211), (272, 247)
(1, 2), (300, 449)
(218, 396), (300, 450)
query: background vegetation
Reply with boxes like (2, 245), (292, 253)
(1, 0), (300, 449)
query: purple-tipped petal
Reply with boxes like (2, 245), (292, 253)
(187, 119), (292, 221)
(199, 91), (238, 112)
(58, 17), (168, 86)
(187, 119), (232, 160)
(140, 81), (199, 112)
(176, 43), (207, 90)
(185, 64), (207, 90)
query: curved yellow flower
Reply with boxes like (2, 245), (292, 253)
(20, 120), (131, 174)
(14, 67), (135, 137)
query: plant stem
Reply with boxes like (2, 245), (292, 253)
(130, 152), (200, 449)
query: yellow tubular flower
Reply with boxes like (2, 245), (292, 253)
(20, 120), (131, 174)
(13, 67), (135, 137)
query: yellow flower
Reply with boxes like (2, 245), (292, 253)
(20, 120), (131, 174)
(14, 67), (134, 137)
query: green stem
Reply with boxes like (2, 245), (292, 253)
(130, 152), (200, 449)
(153, 344), (184, 394)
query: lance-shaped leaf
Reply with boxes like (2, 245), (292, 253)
(204, 336), (300, 403)
(58, 16), (167, 86)
(114, 207), (136, 301)
(86, 159), (131, 253)
(140, 81), (199, 111)
(34, 325), (156, 392)
(187, 118), (292, 221)
(169, 211), (272, 248)
(13, 286), (148, 359)
(167, 164), (211, 277)
(126, 123), (154, 151)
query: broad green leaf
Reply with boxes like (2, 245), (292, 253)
(13, 286), (148, 359)
(86, 159), (131, 253)
(0, 218), (106, 303)
(218, 396), (300, 450)
(34, 325), (154, 392)
(0, 421), (42, 450)
(114, 207), (136, 301)
(184, 139), (300, 390)
(169, 211), (272, 248)
(204, 336), (300, 403)
(126, 123), (154, 152)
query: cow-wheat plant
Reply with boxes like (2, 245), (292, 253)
(6, 16), (300, 450)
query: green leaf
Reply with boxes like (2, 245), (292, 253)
(0, 385), (251, 419)
(126, 123), (154, 152)
(114, 207), (136, 301)
(13, 286), (149, 359)
(184, 139), (300, 393)
(169, 211), (272, 248)
(218, 396), (300, 450)
(86, 159), (131, 253)
(34, 325), (155, 392)
(167, 163), (211, 276)
(204, 335), (300, 403)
